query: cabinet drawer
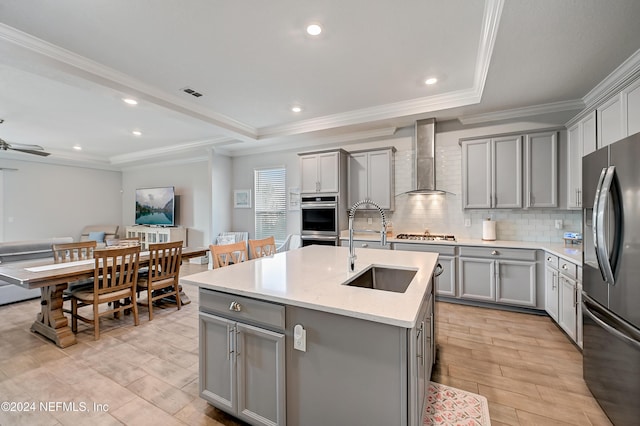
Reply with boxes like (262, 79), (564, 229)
(559, 260), (577, 279)
(393, 243), (456, 256)
(544, 253), (559, 269)
(344, 239), (391, 250)
(458, 246), (537, 261)
(199, 288), (285, 331)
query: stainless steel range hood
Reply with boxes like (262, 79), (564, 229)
(406, 118), (448, 195)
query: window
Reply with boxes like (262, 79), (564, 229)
(254, 167), (287, 241)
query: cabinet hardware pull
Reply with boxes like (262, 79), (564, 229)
(562, 264), (568, 270)
(229, 301), (242, 312)
(491, 250), (498, 255)
(547, 256), (552, 262)
(228, 326), (234, 360)
(361, 243), (368, 248)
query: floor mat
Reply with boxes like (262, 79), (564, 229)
(425, 381), (491, 425)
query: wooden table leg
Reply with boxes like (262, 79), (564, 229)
(30, 283), (77, 348)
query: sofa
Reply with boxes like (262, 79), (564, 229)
(0, 237), (73, 305)
(79, 224), (119, 247)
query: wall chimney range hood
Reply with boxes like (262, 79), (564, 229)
(406, 118), (449, 195)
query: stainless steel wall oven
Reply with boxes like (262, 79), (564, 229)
(301, 195), (340, 246)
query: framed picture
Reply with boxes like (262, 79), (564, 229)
(234, 189), (251, 208)
(288, 187), (301, 211)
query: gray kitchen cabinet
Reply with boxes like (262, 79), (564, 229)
(348, 147), (395, 210)
(558, 260), (581, 346)
(567, 112), (597, 209)
(598, 94), (624, 148)
(393, 243), (457, 297)
(544, 253), (560, 322)
(461, 136), (522, 209)
(525, 131), (558, 208)
(624, 78), (640, 137)
(299, 150), (347, 194)
(199, 290), (286, 426)
(458, 247), (537, 308)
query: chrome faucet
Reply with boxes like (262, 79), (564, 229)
(348, 199), (387, 272)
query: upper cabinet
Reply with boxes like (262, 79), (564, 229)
(348, 147), (395, 210)
(567, 111), (596, 209)
(461, 136), (522, 209)
(598, 94), (625, 148)
(525, 131), (558, 208)
(299, 150), (347, 194)
(624, 78), (640, 137)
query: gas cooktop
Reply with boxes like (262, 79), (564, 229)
(395, 233), (456, 242)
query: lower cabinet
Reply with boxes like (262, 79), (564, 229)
(458, 247), (537, 308)
(199, 290), (286, 426)
(543, 252), (582, 348)
(393, 243), (457, 297)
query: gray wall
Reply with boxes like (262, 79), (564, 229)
(122, 159), (210, 247)
(0, 158), (122, 241)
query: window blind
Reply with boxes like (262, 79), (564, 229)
(254, 167), (287, 241)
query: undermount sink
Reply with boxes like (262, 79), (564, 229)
(342, 266), (417, 293)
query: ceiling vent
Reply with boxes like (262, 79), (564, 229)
(181, 87), (203, 98)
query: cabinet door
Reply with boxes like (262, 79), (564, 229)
(525, 132), (557, 208)
(300, 155), (319, 193)
(625, 79), (640, 137)
(462, 139), (492, 208)
(458, 257), (495, 302)
(567, 123), (582, 209)
(199, 312), (236, 412)
(496, 260), (536, 307)
(598, 94), (624, 148)
(236, 323), (286, 426)
(493, 136), (522, 208)
(408, 296), (430, 426)
(582, 111), (597, 156)
(317, 152), (339, 193)
(367, 150), (393, 209)
(558, 275), (578, 342)
(544, 266), (559, 321)
(435, 256), (456, 297)
(348, 153), (367, 207)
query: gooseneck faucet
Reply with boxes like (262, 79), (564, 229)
(348, 199), (387, 272)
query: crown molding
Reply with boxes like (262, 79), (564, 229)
(459, 99), (584, 125)
(473, 0), (504, 97)
(0, 24), (258, 141)
(582, 47), (640, 110)
(109, 136), (235, 165)
(119, 155), (208, 172)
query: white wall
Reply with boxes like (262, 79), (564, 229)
(0, 159), (122, 241)
(122, 159), (210, 247)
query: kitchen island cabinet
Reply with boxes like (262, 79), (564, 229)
(183, 245), (438, 426)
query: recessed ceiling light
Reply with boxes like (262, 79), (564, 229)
(123, 98), (138, 105)
(132, 130), (142, 136)
(73, 145), (82, 151)
(306, 24), (322, 36)
(291, 106), (302, 113)
(425, 78), (438, 85)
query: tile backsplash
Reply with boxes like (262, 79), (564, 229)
(351, 133), (582, 243)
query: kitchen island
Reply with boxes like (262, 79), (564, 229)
(181, 245), (438, 426)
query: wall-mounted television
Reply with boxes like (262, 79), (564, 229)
(135, 186), (175, 226)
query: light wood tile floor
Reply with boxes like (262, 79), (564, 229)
(433, 301), (612, 426)
(0, 263), (611, 425)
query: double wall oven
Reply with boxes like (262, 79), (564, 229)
(301, 196), (341, 246)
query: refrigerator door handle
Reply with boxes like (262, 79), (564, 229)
(592, 167), (607, 282)
(596, 166), (617, 286)
(582, 294), (640, 350)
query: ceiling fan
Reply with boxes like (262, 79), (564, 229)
(0, 138), (51, 157)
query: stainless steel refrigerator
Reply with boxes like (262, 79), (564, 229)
(582, 132), (640, 426)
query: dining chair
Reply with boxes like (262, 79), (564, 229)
(53, 241), (98, 312)
(70, 245), (141, 340)
(105, 237), (141, 247)
(249, 236), (277, 259)
(210, 241), (248, 268)
(136, 241), (183, 321)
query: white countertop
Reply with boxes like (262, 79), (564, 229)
(181, 245), (438, 328)
(341, 232), (583, 265)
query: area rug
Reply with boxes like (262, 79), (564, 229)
(425, 382), (491, 426)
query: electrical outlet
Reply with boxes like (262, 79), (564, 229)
(464, 218), (471, 227)
(367, 217), (372, 225)
(555, 220), (563, 229)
